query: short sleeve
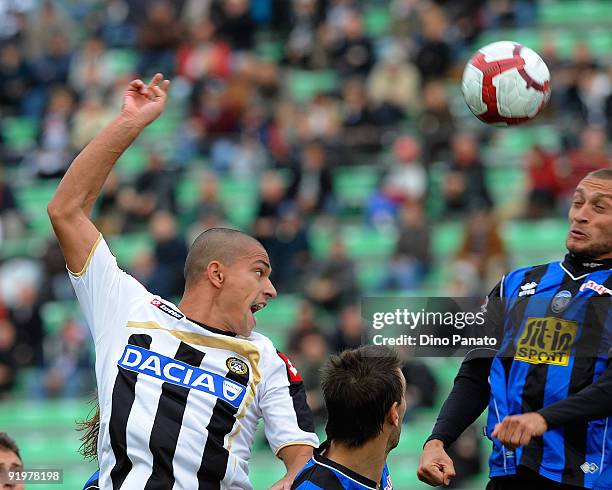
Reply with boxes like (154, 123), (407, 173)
(259, 349), (319, 455)
(68, 234), (147, 344)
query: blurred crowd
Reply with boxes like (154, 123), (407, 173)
(0, 0), (610, 448)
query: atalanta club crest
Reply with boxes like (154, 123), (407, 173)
(551, 290), (572, 313)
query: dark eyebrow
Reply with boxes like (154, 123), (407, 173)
(253, 259), (272, 273)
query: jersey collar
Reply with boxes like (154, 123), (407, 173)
(187, 317), (236, 337)
(313, 441), (379, 489)
(562, 253), (612, 279)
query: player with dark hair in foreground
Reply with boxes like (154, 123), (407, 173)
(292, 345), (406, 490)
(48, 74), (318, 490)
(0, 432), (23, 490)
(418, 168), (612, 489)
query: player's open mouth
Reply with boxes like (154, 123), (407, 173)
(250, 303), (266, 314)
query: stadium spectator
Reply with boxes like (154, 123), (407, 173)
(44, 316), (93, 398)
(32, 86), (75, 179)
(305, 238), (358, 313)
(367, 42), (421, 125)
(9, 285), (44, 371)
(0, 310), (17, 398)
(211, 0), (257, 52)
(0, 432), (23, 489)
(136, 0), (183, 76)
(285, 0), (325, 69)
(145, 210), (188, 299)
(70, 92), (115, 152)
(68, 37), (113, 96)
(443, 132), (494, 215)
(379, 201), (431, 291)
(414, 5), (452, 81)
(0, 170), (24, 241)
(417, 79), (456, 165)
(294, 329), (329, 427)
(265, 210), (311, 293)
(559, 126), (610, 200)
(287, 140), (334, 216)
(287, 300), (320, 358)
(525, 145), (561, 219)
(328, 303), (363, 353)
(118, 147), (177, 231)
(454, 209), (508, 293)
(327, 10), (374, 79)
(0, 43), (34, 115)
(383, 135), (427, 204)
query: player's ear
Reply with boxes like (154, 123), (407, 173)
(207, 261), (225, 288)
(387, 402), (400, 428)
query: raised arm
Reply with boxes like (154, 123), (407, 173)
(47, 74), (170, 273)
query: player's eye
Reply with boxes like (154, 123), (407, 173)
(255, 270), (263, 277)
(572, 200), (584, 207)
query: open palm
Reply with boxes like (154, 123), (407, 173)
(121, 73), (171, 128)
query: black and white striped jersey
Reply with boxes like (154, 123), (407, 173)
(69, 235), (319, 489)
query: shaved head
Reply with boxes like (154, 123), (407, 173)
(184, 228), (264, 289)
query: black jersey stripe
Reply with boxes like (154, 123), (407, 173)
(143, 342), (206, 490)
(520, 271), (582, 475)
(196, 366), (249, 488)
(109, 334), (152, 490)
(561, 275), (612, 486)
(291, 465), (346, 490)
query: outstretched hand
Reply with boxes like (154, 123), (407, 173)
(121, 73), (171, 128)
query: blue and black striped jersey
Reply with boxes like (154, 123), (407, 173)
(483, 255), (612, 488)
(291, 442), (393, 490)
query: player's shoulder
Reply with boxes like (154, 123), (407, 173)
(501, 261), (557, 296)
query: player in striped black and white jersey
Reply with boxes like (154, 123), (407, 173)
(48, 74), (318, 490)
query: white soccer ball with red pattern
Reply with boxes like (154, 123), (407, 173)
(461, 41), (551, 126)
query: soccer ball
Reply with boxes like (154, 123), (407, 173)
(461, 41), (551, 126)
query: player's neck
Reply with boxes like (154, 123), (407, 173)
(178, 293), (233, 335)
(325, 439), (386, 486)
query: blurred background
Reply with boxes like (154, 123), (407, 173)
(0, 0), (611, 488)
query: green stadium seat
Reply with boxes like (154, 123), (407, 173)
(363, 6), (392, 37)
(539, 1), (612, 26)
(106, 49), (137, 77)
(288, 70), (339, 103)
(41, 301), (80, 335)
(432, 222), (462, 257)
(0, 236), (46, 259)
(116, 144), (147, 177)
(357, 259), (387, 291)
(16, 181), (58, 236)
(504, 218), (567, 255)
(107, 233), (152, 267)
(219, 179), (259, 228)
(3, 116), (38, 152)
(486, 164), (526, 205)
(333, 165), (381, 211)
(254, 294), (300, 328)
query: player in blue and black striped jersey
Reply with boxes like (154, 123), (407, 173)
(418, 169), (612, 490)
(292, 345), (405, 490)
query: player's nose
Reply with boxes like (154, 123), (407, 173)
(263, 277), (277, 299)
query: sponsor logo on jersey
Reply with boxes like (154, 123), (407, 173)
(118, 345), (246, 408)
(551, 290), (572, 313)
(150, 298), (185, 320)
(580, 280), (612, 296)
(515, 317), (578, 366)
(518, 282), (537, 297)
(277, 351), (303, 383)
(384, 474), (393, 490)
(581, 462), (599, 474)
(226, 357), (249, 375)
